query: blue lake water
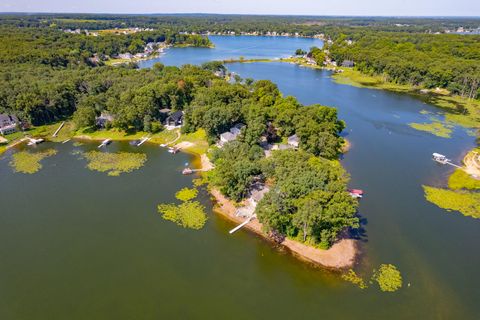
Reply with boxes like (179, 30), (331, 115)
(138, 35), (323, 68)
(1, 35), (479, 319)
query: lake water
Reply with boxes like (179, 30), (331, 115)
(137, 35), (324, 68)
(1, 36), (479, 319)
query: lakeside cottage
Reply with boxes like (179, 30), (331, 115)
(165, 111), (184, 127)
(0, 114), (18, 135)
(287, 134), (300, 148)
(95, 112), (114, 128)
(219, 123), (245, 146)
(341, 60), (355, 68)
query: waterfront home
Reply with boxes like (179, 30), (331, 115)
(341, 60), (355, 68)
(165, 111), (184, 127)
(0, 114), (18, 135)
(230, 123), (245, 136)
(219, 123), (245, 146)
(287, 134), (300, 148)
(220, 132), (236, 145)
(95, 112), (114, 128)
(118, 53), (133, 60)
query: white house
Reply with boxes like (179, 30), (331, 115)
(287, 134), (300, 148)
(220, 132), (236, 144)
(0, 114), (18, 135)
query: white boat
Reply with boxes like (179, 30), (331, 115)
(27, 138), (44, 146)
(432, 153), (449, 164)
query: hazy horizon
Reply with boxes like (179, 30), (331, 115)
(1, 0), (479, 17)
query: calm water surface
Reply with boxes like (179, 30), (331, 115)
(1, 36), (479, 319)
(137, 35), (323, 68)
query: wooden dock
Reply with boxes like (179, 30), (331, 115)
(98, 139), (111, 148)
(229, 215), (256, 234)
(137, 137), (150, 146)
(52, 122), (65, 137)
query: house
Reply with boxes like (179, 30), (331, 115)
(341, 60), (355, 68)
(220, 132), (236, 144)
(219, 123), (245, 146)
(95, 112), (114, 128)
(287, 134), (300, 148)
(230, 123), (245, 136)
(0, 114), (18, 135)
(118, 53), (133, 60)
(165, 111), (183, 127)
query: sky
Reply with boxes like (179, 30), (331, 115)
(1, 0), (479, 16)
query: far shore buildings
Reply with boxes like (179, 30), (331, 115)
(0, 114), (18, 135)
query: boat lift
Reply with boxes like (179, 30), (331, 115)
(432, 153), (462, 168)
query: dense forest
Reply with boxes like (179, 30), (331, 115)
(327, 32), (480, 99)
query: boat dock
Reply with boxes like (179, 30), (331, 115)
(98, 139), (112, 148)
(229, 215), (256, 234)
(432, 153), (462, 168)
(137, 137), (150, 146)
(52, 122), (65, 137)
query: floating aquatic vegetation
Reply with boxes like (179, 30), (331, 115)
(409, 120), (453, 138)
(341, 269), (367, 289)
(72, 141), (84, 147)
(448, 170), (480, 191)
(175, 187), (198, 201)
(82, 151), (147, 176)
(158, 201), (207, 230)
(423, 185), (480, 219)
(372, 264), (403, 292)
(10, 149), (57, 174)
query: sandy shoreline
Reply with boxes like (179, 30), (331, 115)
(210, 188), (358, 270)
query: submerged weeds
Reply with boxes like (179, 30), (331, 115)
(158, 201), (207, 230)
(82, 151), (147, 176)
(423, 186), (480, 219)
(372, 264), (403, 292)
(341, 269), (368, 289)
(10, 149), (57, 174)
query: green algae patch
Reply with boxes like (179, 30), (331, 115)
(175, 187), (198, 201)
(158, 201), (207, 230)
(372, 264), (403, 292)
(82, 151), (147, 176)
(409, 121), (453, 138)
(341, 269), (367, 289)
(423, 186), (480, 219)
(448, 170), (480, 190)
(10, 149), (57, 174)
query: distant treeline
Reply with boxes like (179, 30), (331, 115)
(1, 14), (479, 34)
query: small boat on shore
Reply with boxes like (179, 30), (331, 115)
(182, 167), (193, 175)
(349, 189), (364, 198)
(27, 138), (44, 146)
(168, 147), (179, 154)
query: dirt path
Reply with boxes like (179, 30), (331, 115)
(210, 188), (358, 270)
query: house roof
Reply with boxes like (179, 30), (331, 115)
(167, 111), (183, 121)
(220, 132), (235, 141)
(287, 134), (299, 145)
(0, 114), (18, 125)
